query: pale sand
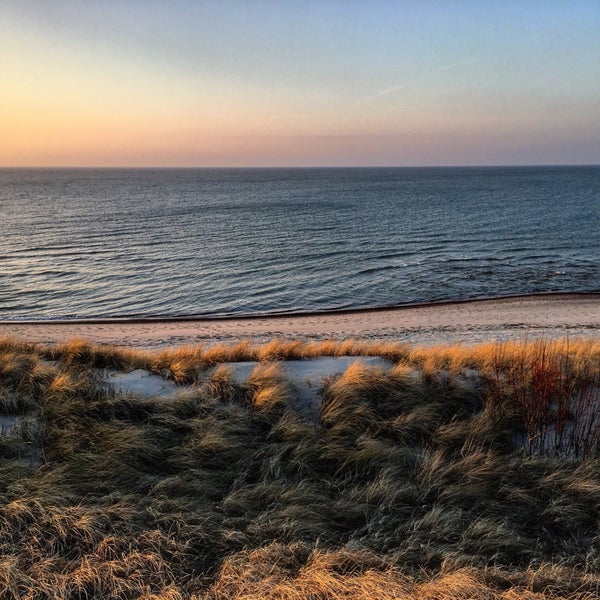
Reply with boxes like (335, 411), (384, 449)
(99, 357), (391, 417)
(1, 293), (598, 348)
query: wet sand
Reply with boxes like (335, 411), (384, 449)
(1, 293), (598, 348)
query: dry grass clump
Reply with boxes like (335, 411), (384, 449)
(1, 336), (600, 598)
(47, 338), (149, 371)
(203, 365), (247, 405)
(320, 362), (394, 434)
(0, 347), (53, 411)
(0, 344), (54, 467)
(244, 362), (293, 426)
(152, 342), (259, 382)
(200, 543), (599, 599)
(200, 543), (409, 599)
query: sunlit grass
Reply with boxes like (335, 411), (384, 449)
(0, 336), (599, 597)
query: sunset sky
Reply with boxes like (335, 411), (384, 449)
(1, 0), (599, 167)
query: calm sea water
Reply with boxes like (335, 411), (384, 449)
(1, 166), (599, 320)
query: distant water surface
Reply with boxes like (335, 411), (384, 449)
(1, 166), (599, 320)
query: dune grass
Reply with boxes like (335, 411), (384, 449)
(0, 336), (599, 598)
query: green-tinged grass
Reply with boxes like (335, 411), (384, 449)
(0, 336), (599, 598)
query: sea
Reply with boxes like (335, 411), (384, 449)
(1, 166), (599, 321)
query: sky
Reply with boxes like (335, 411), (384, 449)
(1, 0), (599, 167)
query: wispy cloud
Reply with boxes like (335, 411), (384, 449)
(357, 61), (476, 106)
(357, 83), (410, 105)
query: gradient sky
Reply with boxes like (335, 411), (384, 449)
(1, 0), (599, 166)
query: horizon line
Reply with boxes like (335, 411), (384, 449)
(1, 163), (599, 170)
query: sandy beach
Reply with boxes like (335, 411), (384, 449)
(1, 293), (598, 348)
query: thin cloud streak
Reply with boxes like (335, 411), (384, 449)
(357, 61), (477, 106)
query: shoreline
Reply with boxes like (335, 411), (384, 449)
(1, 290), (599, 326)
(0, 292), (598, 348)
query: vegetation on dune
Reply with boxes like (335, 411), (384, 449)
(0, 336), (599, 598)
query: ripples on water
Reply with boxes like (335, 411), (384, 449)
(1, 166), (599, 319)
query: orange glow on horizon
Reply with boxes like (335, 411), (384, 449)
(1, 3), (599, 167)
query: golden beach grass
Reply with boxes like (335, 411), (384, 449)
(0, 336), (599, 598)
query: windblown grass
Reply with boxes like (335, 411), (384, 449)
(0, 336), (599, 598)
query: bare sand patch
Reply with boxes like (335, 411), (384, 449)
(105, 369), (183, 397)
